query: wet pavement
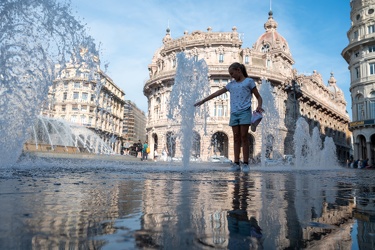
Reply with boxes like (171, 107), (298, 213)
(0, 155), (374, 249)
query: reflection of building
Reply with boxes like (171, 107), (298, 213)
(342, 0), (375, 166)
(46, 51), (125, 154)
(134, 171), (355, 249)
(144, 11), (351, 162)
(123, 100), (147, 144)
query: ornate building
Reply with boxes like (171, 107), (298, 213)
(342, 0), (375, 166)
(46, 51), (125, 154)
(144, 11), (351, 163)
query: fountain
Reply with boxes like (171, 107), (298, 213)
(258, 80), (338, 168)
(294, 117), (338, 168)
(1, 2), (363, 249)
(26, 116), (113, 154)
(167, 52), (210, 167)
(258, 80), (284, 166)
(0, 0), (99, 168)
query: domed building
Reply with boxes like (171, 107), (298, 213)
(144, 11), (351, 164)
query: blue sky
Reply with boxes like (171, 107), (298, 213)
(72, 0), (352, 117)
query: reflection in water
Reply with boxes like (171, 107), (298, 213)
(2, 161), (375, 249)
(227, 173), (263, 249)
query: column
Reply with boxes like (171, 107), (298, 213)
(354, 142), (359, 160)
(367, 142), (372, 166)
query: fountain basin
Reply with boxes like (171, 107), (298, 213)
(0, 154), (371, 249)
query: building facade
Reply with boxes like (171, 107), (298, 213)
(342, 0), (375, 166)
(123, 100), (147, 145)
(45, 51), (125, 154)
(144, 12), (351, 163)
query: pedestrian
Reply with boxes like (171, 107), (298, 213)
(124, 141), (130, 155)
(194, 62), (263, 172)
(142, 141), (148, 161)
(137, 140), (142, 158)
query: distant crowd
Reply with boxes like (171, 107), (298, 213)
(120, 140), (169, 162)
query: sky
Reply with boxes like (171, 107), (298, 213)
(71, 0), (352, 117)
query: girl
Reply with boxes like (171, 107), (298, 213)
(194, 62), (263, 172)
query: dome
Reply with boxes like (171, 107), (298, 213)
(254, 11), (292, 56)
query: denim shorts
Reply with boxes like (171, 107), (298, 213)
(229, 107), (252, 126)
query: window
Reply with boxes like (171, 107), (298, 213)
(82, 92), (88, 100)
(369, 9), (374, 15)
(355, 66), (360, 78)
(91, 94), (95, 102)
(71, 115), (77, 123)
(61, 105), (66, 111)
(74, 82), (81, 88)
(219, 54), (224, 63)
(63, 92), (67, 100)
(355, 51), (360, 57)
(369, 46), (375, 52)
(194, 55), (198, 62)
(80, 115), (86, 125)
(354, 30), (359, 39)
(357, 103), (364, 120)
(261, 44), (270, 53)
(368, 25), (375, 34)
(73, 92), (79, 99)
(216, 104), (223, 117)
(83, 83), (89, 88)
(370, 100), (375, 118)
(245, 55), (249, 64)
(266, 59), (271, 69)
(370, 63), (375, 75)
(81, 105), (87, 111)
(214, 79), (220, 84)
(356, 94), (364, 120)
(64, 82), (68, 89)
(173, 59), (176, 68)
(72, 105), (79, 111)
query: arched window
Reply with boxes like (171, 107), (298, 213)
(154, 97), (161, 119)
(261, 44), (270, 53)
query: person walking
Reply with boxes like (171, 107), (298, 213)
(142, 141), (148, 161)
(194, 62), (263, 172)
(136, 140), (142, 158)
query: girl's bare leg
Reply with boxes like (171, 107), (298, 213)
(232, 126), (241, 163)
(240, 125), (250, 163)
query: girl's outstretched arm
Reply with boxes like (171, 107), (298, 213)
(194, 87), (227, 107)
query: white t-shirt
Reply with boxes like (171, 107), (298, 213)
(225, 78), (256, 113)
